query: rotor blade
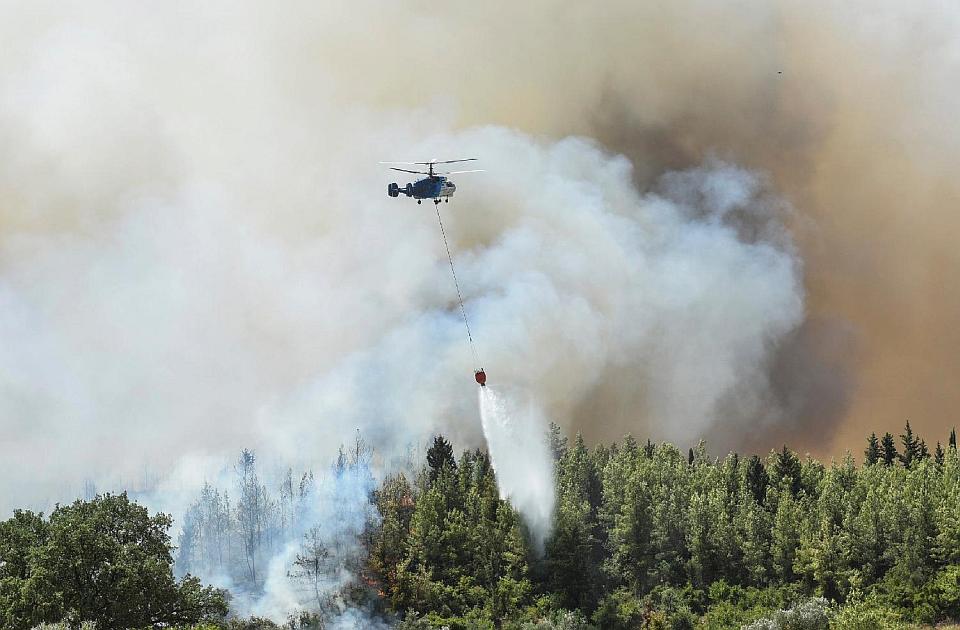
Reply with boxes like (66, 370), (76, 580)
(429, 158), (478, 164)
(443, 169), (485, 175)
(389, 167), (430, 175)
(382, 159), (478, 165)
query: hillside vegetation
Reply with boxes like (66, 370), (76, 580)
(2, 423), (958, 629)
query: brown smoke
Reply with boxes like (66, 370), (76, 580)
(584, 3), (960, 455)
(398, 1), (960, 456)
(278, 0), (960, 455)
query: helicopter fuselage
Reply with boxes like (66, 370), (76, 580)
(388, 176), (456, 202)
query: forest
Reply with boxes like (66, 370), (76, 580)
(1, 422), (959, 629)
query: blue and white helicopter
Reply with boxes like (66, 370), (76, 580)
(381, 158), (482, 205)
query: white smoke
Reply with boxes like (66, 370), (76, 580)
(249, 462), (378, 621)
(157, 449), (382, 624)
(0, 3), (808, 620)
(478, 386), (555, 551)
(0, 122), (802, 511)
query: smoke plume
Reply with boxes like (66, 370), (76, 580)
(2, 0), (958, 583)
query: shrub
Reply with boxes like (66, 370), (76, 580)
(520, 609), (595, 629)
(741, 597), (831, 630)
(831, 598), (906, 630)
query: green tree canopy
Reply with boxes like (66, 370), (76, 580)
(900, 421), (920, 468)
(0, 493), (226, 629)
(427, 435), (457, 483)
(865, 432), (880, 466)
(881, 432), (899, 466)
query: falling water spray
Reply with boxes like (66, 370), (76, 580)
(478, 386), (555, 552)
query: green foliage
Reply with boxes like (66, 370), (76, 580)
(385, 446), (536, 625)
(770, 446), (802, 496)
(0, 494), (226, 630)
(7, 426), (960, 628)
(0, 510), (49, 627)
(830, 593), (908, 630)
(426, 435), (456, 482)
(591, 588), (649, 629)
(746, 455), (770, 505)
(830, 597), (907, 629)
(771, 488), (801, 582)
(865, 433), (880, 466)
(900, 421), (920, 469)
(881, 433), (898, 466)
(544, 434), (604, 613)
(369, 473), (415, 589)
(548, 423), (569, 462)
(520, 609), (595, 629)
(895, 564), (960, 624)
(696, 582), (800, 629)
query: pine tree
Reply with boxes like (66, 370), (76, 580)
(918, 439), (930, 460)
(746, 455), (769, 505)
(881, 432), (898, 466)
(900, 420), (920, 468)
(235, 449), (267, 587)
(562, 433), (597, 506)
(935, 442), (945, 467)
(548, 422), (568, 461)
(950, 427), (957, 450)
(644, 438), (655, 458)
(865, 433), (880, 466)
(771, 488), (800, 581)
(545, 495), (601, 612)
(369, 473), (414, 593)
(426, 435), (456, 482)
(734, 492), (772, 585)
(772, 446), (802, 496)
(934, 478), (960, 565)
(292, 526), (331, 610)
(688, 448), (695, 465)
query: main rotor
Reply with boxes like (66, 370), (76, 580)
(380, 158), (481, 179)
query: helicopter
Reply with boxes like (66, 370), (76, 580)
(380, 158), (487, 387)
(381, 158), (482, 205)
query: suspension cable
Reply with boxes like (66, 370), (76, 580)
(434, 204), (481, 368)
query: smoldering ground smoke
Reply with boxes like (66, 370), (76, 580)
(2, 0), (959, 612)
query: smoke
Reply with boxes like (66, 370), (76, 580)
(249, 461), (378, 622)
(166, 449), (385, 624)
(1, 0), (958, 609)
(478, 386), (555, 552)
(0, 1), (780, 506)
